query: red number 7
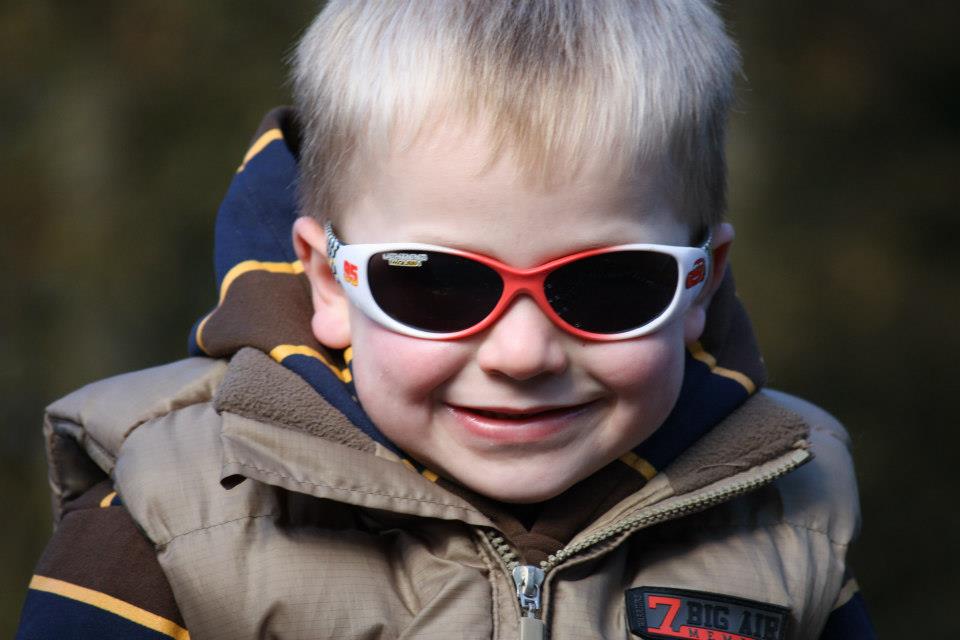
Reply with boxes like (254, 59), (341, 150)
(646, 595), (682, 633)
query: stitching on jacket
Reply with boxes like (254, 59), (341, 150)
(159, 512), (279, 547)
(225, 459), (483, 515)
(120, 393), (221, 443)
(474, 530), (501, 639)
(778, 518), (852, 547)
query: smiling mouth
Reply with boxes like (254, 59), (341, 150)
(453, 402), (596, 421)
(445, 400), (600, 445)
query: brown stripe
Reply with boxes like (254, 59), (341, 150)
(35, 482), (184, 628)
(200, 271), (326, 359)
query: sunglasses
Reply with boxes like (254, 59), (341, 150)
(325, 223), (712, 341)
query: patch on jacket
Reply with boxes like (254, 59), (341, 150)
(625, 587), (789, 640)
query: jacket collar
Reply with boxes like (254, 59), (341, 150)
(215, 347), (809, 531)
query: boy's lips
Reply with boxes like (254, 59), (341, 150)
(456, 403), (588, 419)
(443, 400), (600, 444)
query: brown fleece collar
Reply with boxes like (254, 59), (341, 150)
(214, 347), (807, 489)
(214, 347), (375, 453)
(213, 345), (810, 565)
(663, 392), (809, 496)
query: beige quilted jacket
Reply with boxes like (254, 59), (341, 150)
(43, 348), (860, 640)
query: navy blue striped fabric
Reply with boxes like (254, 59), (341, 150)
(16, 589), (175, 640)
(282, 354), (397, 454)
(212, 139), (300, 280)
(818, 593), (877, 639)
(635, 352), (749, 470)
(187, 119), (300, 357)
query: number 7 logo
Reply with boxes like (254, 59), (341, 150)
(646, 595), (682, 634)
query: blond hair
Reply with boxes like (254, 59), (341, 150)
(293, 0), (740, 231)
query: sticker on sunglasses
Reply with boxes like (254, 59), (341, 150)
(685, 258), (706, 289)
(343, 260), (359, 286)
(383, 252), (429, 267)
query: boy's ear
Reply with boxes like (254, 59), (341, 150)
(683, 222), (735, 344)
(292, 216), (352, 349)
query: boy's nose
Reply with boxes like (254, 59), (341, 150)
(475, 297), (569, 380)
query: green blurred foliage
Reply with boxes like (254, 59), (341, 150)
(1, 1), (957, 635)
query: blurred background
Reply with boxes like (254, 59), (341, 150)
(2, 1), (957, 635)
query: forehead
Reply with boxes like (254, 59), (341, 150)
(338, 120), (690, 264)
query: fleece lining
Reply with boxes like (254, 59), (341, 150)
(665, 392), (809, 495)
(215, 347), (375, 453)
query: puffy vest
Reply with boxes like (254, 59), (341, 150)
(43, 349), (859, 639)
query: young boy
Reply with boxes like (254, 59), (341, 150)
(18, 2), (875, 639)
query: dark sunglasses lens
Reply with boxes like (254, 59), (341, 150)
(368, 251), (503, 333)
(545, 251), (678, 334)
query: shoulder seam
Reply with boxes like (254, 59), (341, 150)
(160, 512), (279, 548)
(121, 398), (219, 442)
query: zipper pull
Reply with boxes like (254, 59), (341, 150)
(512, 565), (546, 640)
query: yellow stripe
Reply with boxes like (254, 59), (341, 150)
(194, 260), (305, 354)
(269, 344), (352, 383)
(237, 128), (283, 172)
(619, 451), (658, 481)
(29, 575), (190, 640)
(218, 260), (304, 304)
(688, 341), (756, 394)
(194, 312), (213, 355)
(398, 457), (439, 481)
(99, 491), (117, 508)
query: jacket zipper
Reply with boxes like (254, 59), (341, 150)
(485, 448), (809, 638)
(512, 565), (546, 640)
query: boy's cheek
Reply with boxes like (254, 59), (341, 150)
(596, 338), (687, 449)
(349, 313), (466, 400)
(586, 332), (685, 392)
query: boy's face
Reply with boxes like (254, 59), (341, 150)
(296, 122), (727, 503)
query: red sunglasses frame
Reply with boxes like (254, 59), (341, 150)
(326, 223), (712, 341)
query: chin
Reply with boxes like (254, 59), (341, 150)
(454, 468), (577, 504)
